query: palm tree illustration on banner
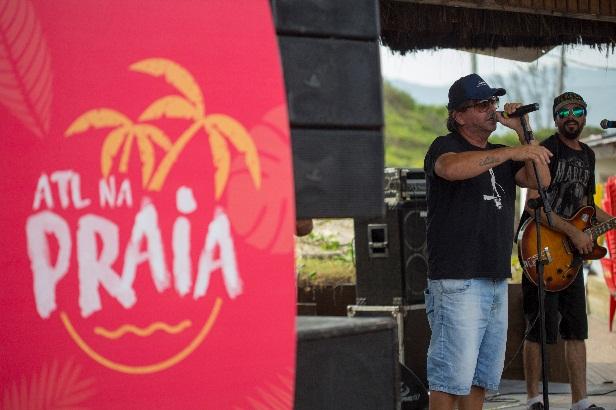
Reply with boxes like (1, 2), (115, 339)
(65, 58), (261, 197)
(65, 109), (173, 188)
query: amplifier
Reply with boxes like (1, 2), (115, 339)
(384, 167), (402, 206)
(384, 168), (426, 207)
(400, 168), (427, 201)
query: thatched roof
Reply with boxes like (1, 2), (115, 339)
(380, 0), (616, 54)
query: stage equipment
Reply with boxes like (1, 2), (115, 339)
(347, 306), (430, 410)
(519, 112), (553, 409)
(384, 167), (426, 206)
(295, 316), (399, 410)
(355, 168), (428, 306)
(273, 0), (384, 218)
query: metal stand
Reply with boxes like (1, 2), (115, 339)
(528, 198), (550, 409)
(520, 116), (553, 409)
(347, 304), (425, 364)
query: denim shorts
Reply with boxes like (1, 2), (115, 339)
(424, 278), (508, 395)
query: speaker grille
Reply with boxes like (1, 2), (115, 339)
(402, 209), (427, 251)
(355, 201), (428, 305)
(400, 203), (428, 304)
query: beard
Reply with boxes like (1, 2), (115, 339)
(559, 120), (583, 140)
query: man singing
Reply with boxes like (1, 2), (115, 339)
(423, 74), (552, 410)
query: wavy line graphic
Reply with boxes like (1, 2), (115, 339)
(60, 298), (223, 374)
(94, 319), (192, 340)
(0, 0), (53, 138)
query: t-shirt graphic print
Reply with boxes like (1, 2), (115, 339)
(545, 137), (592, 219)
(483, 168), (505, 210)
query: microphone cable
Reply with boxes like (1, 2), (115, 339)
(501, 309), (541, 375)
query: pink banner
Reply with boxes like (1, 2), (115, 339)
(0, 1), (296, 408)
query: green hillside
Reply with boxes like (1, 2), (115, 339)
(383, 81), (602, 167)
(383, 81), (447, 168)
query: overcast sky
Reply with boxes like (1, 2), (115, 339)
(380, 45), (616, 87)
(380, 45), (616, 130)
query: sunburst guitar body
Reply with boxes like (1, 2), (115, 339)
(518, 206), (616, 292)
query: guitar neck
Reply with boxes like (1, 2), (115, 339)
(588, 217), (616, 238)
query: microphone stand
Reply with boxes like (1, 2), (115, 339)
(520, 115), (553, 410)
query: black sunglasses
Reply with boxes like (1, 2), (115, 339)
(459, 97), (499, 113)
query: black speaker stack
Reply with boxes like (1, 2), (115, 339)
(272, 2), (431, 407)
(274, 2), (401, 408)
(355, 168), (429, 306)
(352, 167), (431, 389)
(272, 0), (384, 219)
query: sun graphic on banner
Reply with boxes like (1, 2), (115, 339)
(65, 58), (261, 198)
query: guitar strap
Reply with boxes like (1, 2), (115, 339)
(580, 141), (597, 221)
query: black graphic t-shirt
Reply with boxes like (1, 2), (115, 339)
(517, 134), (596, 234)
(424, 132), (525, 279)
(542, 134), (595, 218)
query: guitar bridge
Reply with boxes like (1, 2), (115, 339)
(523, 247), (553, 268)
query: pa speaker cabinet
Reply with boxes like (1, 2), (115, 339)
(348, 305), (430, 386)
(272, 0), (380, 40)
(355, 200), (428, 305)
(295, 316), (399, 410)
(292, 128), (383, 218)
(273, 0), (384, 218)
(277, 36), (382, 128)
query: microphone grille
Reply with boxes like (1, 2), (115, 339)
(601, 119), (609, 129)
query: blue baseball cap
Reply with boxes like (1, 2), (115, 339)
(447, 74), (506, 110)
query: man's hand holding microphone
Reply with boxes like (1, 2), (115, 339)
(495, 102), (552, 166)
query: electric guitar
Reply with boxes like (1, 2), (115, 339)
(518, 206), (616, 292)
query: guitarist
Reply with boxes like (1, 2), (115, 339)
(519, 92), (614, 410)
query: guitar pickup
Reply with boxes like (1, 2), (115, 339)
(523, 247), (553, 268)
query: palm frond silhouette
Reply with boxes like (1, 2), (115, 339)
(1, 358), (96, 409)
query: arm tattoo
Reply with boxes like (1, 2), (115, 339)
(479, 156), (498, 167)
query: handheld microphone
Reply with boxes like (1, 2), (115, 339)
(600, 119), (616, 129)
(499, 103), (540, 118)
